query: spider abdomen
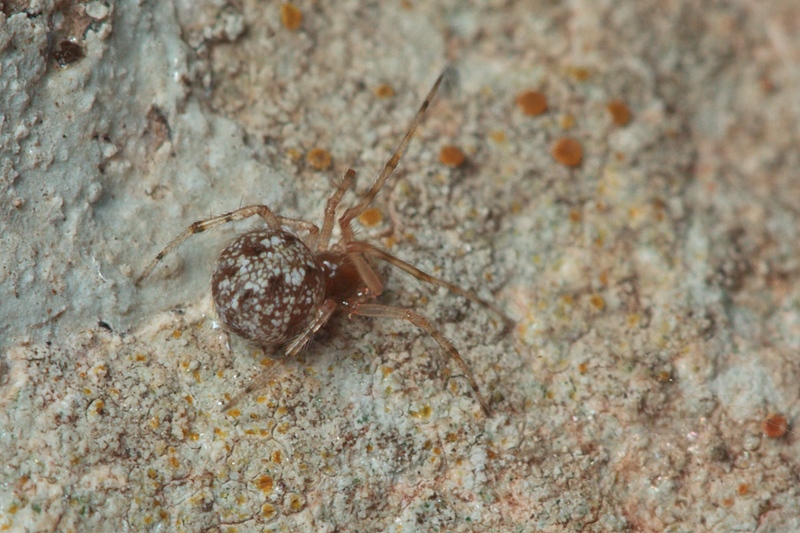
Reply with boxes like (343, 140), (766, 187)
(211, 229), (326, 347)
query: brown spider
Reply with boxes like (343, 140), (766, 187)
(136, 72), (512, 415)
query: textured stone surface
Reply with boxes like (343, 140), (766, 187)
(2, 1), (799, 531)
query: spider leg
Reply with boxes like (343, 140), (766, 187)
(347, 241), (514, 332)
(222, 357), (288, 412)
(349, 302), (491, 416)
(222, 299), (337, 411)
(338, 213), (385, 296)
(136, 204), (319, 285)
(339, 72), (445, 230)
(284, 299), (338, 358)
(316, 169), (356, 252)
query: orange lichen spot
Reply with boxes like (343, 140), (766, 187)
(169, 456), (179, 468)
(213, 427), (227, 438)
(382, 236), (398, 251)
(551, 137), (583, 167)
(287, 493), (305, 512)
(626, 313), (641, 328)
(410, 405), (432, 419)
(8, 503), (18, 514)
(256, 475), (274, 494)
(189, 432), (199, 441)
(149, 416), (159, 429)
(737, 483), (749, 496)
(286, 147), (302, 161)
(262, 503), (277, 518)
(135, 354), (147, 362)
(172, 329), (181, 339)
(280, 3), (303, 31)
(762, 413), (788, 438)
(439, 145), (466, 168)
(515, 90), (548, 116)
(366, 444), (373, 452)
(276, 421), (290, 434)
(561, 294), (574, 306)
(560, 113), (576, 129)
(657, 370), (672, 383)
(569, 209), (581, 223)
(567, 66), (591, 81)
(147, 468), (158, 480)
(272, 450), (282, 464)
(488, 130), (507, 143)
(256, 395), (267, 404)
(628, 206), (643, 220)
(227, 408), (242, 418)
(276, 406), (288, 416)
(83, 387), (92, 395)
(306, 147), (332, 170)
(432, 446), (442, 455)
(374, 83), (395, 99)
(184, 395), (193, 404)
(578, 362), (588, 374)
(598, 270), (609, 286)
(445, 432), (458, 443)
(400, 0), (413, 9)
(358, 207), (383, 227)
(607, 99), (631, 126)
(590, 294), (605, 310)
(722, 497), (734, 508)
(381, 366), (393, 378)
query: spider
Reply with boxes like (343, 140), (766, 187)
(136, 72), (512, 416)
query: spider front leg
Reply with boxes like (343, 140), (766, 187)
(316, 169), (356, 252)
(349, 302), (492, 416)
(136, 204), (319, 285)
(339, 72), (446, 229)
